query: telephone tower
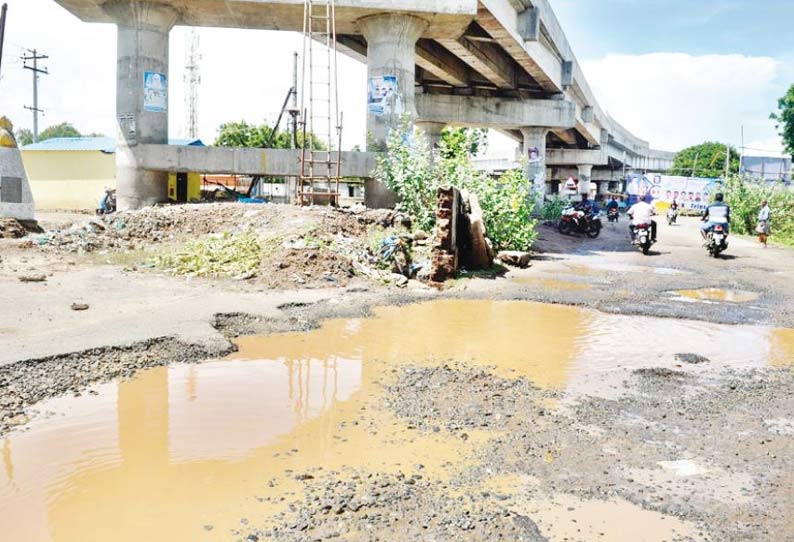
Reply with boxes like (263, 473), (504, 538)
(184, 28), (201, 139)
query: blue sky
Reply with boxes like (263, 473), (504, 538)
(553, 0), (794, 60)
(548, 0), (793, 155)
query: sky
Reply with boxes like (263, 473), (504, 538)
(0, 0), (791, 157)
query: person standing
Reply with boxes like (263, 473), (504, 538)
(757, 200), (771, 247)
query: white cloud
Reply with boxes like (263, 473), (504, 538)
(0, 0), (366, 148)
(582, 52), (783, 153)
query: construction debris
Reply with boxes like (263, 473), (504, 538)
(498, 251), (532, 268)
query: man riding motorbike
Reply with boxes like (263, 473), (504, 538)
(700, 193), (730, 242)
(628, 195), (657, 242)
(573, 194), (594, 231)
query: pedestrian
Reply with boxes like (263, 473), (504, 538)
(757, 199), (771, 247)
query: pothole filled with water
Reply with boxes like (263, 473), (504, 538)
(670, 288), (761, 304)
(2, 300), (792, 541)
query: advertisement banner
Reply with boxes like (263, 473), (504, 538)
(143, 71), (167, 113)
(367, 75), (403, 118)
(626, 173), (721, 212)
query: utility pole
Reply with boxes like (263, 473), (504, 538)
(22, 48), (48, 142)
(739, 126), (744, 175)
(0, 4), (8, 81)
(691, 152), (700, 177)
(725, 143), (730, 178)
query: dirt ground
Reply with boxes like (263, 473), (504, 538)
(2, 204), (794, 541)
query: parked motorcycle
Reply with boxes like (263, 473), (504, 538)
(632, 223), (655, 255)
(607, 207), (620, 223)
(667, 208), (678, 225)
(558, 207), (602, 238)
(705, 223), (729, 258)
(96, 187), (116, 215)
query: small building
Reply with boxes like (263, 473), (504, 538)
(742, 156), (792, 183)
(21, 137), (204, 210)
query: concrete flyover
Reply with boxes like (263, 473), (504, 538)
(53, 0), (675, 208)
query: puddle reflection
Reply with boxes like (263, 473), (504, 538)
(2, 299), (792, 541)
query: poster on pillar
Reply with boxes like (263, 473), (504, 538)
(367, 75), (403, 118)
(143, 72), (168, 113)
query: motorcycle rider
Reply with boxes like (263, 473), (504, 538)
(700, 193), (730, 241)
(573, 194), (594, 231)
(606, 196), (619, 213)
(628, 195), (657, 242)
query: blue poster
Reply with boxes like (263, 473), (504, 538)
(143, 71), (167, 113)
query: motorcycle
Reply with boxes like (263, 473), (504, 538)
(558, 207), (602, 238)
(96, 187), (116, 215)
(705, 223), (729, 258)
(632, 222), (655, 255)
(667, 208), (678, 225)
(607, 207), (620, 223)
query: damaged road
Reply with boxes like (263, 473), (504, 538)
(1, 206), (794, 542)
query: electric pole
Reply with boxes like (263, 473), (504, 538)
(184, 28), (201, 139)
(0, 4), (8, 81)
(725, 143), (730, 178)
(22, 48), (48, 142)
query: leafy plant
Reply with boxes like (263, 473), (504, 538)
(670, 142), (740, 178)
(374, 119), (437, 232)
(771, 84), (794, 161)
(722, 174), (794, 245)
(375, 122), (538, 252)
(540, 196), (569, 221)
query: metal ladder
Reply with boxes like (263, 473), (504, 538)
(299, 0), (342, 206)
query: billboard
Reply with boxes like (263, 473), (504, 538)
(626, 173), (721, 212)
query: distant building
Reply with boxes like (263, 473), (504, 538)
(742, 156), (792, 183)
(21, 137), (204, 210)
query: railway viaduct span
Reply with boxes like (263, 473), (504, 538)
(52, 0), (675, 209)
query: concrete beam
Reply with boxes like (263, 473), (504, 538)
(416, 39), (470, 87)
(54, 0), (478, 39)
(476, 0), (562, 92)
(546, 148), (607, 167)
(129, 145), (378, 177)
(416, 93), (575, 129)
(436, 37), (515, 89)
(517, 7), (539, 41)
(551, 129), (577, 146)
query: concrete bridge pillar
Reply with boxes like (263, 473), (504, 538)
(417, 121), (446, 152)
(577, 164), (593, 198)
(520, 127), (549, 209)
(359, 13), (427, 208)
(104, 1), (178, 210)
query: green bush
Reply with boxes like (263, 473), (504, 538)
(375, 122), (538, 252)
(722, 175), (794, 245)
(374, 121), (437, 232)
(540, 196), (569, 221)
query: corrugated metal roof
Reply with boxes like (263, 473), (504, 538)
(21, 137), (205, 152)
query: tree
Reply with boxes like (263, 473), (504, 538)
(16, 128), (33, 146)
(771, 84), (794, 161)
(214, 120), (324, 150)
(15, 122), (90, 146)
(439, 127), (488, 159)
(670, 142), (740, 178)
(39, 122), (81, 140)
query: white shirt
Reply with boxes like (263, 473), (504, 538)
(759, 205), (771, 222)
(628, 201), (655, 225)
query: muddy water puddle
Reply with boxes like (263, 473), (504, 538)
(672, 288), (761, 304)
(3, 299), (792, 541)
